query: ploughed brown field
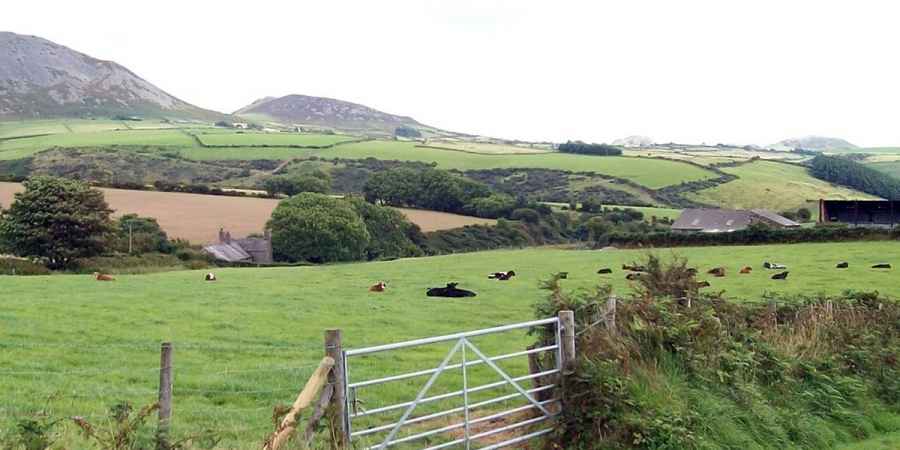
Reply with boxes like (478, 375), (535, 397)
(0, 182), (495, 243)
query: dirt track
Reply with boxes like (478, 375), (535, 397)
(0, 182), (495, 243)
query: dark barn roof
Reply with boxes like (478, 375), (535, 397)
(750, 209), (801, 228)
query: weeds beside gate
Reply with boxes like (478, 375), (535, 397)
(337, 313), (574, 449)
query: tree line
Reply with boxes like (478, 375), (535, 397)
(810, 154), (900, 199)
(557, 141), (623, 156)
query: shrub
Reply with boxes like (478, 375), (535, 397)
(511, 208), (540, 224)
(0, 257), (50, 276)
(464, 193), (517, 219)
(558, 140), (623, 156)
(262, 174), (331, 196)
(346, 197), (424, 260)
(110, 214), (172, 254)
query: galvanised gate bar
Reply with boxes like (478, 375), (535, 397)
(342, 317), (565, 449)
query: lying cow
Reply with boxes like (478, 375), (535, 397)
(872, 263), (892, 269)
(771, 271), (789, 280)
(94, 272), (115, 281)
(488, 271), (517, 280)
(597, 268), (613, 274)
(426, 283), (477, 298)
(740, 267), (752, 274)
(696, 281), (711, 288)
(625, 272), (644, 281)
(836, 262), (849, 269)
(764, 262), (787, 270)
(707, 267), (726, 277)
(205, 273), (217, 281)
(622, 264), (647, 272)
(369, 281), (387, 292)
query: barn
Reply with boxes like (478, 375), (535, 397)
(672, 209), (800, 233)
(819, 200), (900, 228)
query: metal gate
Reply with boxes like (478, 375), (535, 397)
(342, 318), (563, 449)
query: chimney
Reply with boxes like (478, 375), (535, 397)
(218, 228), (225, 243)
(224, 231), (232, 244)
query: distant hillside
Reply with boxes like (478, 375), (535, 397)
(612, 135), (654, 147)
(773, 136), (857, 152)
(0, 32), (224, 121)
(235, 94), (440, 136)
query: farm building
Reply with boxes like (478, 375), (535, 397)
(203, 229), (273, 264)
(819, 200), (900, 228)
(672, 209), (800, 233)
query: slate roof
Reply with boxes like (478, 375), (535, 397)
(671, 209), (755, 233)
(750, 209), (801, 227)
(203, 243), (252, 263)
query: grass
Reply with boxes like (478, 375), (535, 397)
(839, 432), (900, 449)
(0, 129), (195, 160)
(193, 131), (356, 147)
(687, 160), (878, 211)
(2, 242), (900, 447)
(422, 141), (553, 154)
(867, 160), (900, 180)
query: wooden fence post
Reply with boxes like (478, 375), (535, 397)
(157, 342), (173, 450)
(605, 296), (617, 335)
(325, 329), (348, 448)
(559, 310), (575, 374)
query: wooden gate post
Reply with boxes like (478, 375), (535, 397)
(559, 310), (575, 373)
(157, 342), (173, 450)
(325, 329), (348, 448)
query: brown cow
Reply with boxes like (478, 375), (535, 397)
(94, 272), (115, 281)
(369, 281), (387, 292)
(740, 267), (752, 274)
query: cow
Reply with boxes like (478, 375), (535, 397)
(488, 271), (517, 280)
(696, 281), (711, 288)
(94, 272), (115, 281)
(369, 281), (387, 292)
(764, 262), (787, 270)
(771, 271), (789, 280)
(558, 272), (569, 279)
(625, 272), (644, 281)
(707, 267), (726, 277)
(740, 267), (752, 274)
(623, 264), (647, 272)
(426, 283), (477, 298)
(872, 263), (893, 269)
(686, 268), (699, 276)
(597, 268), (613, 274)
(836, 262), (849, 269)
(205, 273), (217, 281)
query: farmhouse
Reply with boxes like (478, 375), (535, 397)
(819, 200), (900, 228)
(203, 229), (273, 264)
(672, 209), (800, 233)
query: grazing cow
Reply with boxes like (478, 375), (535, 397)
(740, 267), (752, 274)
(205, 273), (217, 281)
(622, 264), (647, 272)
(426, 283), (477, 298)
(771, 271), (789, 280)
(872, 263), (892, 269)
(764, 262), (787, 270)
(696, 281), (711, 288)
(597, 268), (613, 274)
(488, 271), (517, 281)
(94, 272), (115, 281)
(707, 267), (726, 278)
(836, 262), (849, 269)
(625, 272), (644, 281)
(369, 281), (387, 292)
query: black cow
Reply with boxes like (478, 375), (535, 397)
(623, 264), (647, 272)
(764, 262), (787, 270)
(426, 283), (477, 298)
(771, 271), (789, 280)
(597, 268), (613, 274)
(872, 263), (892, 269)
(696, 281), (711, 288)
(836, 262), (849, 269)
(558, 272), (569, 279)
(488, 270), (517, 280)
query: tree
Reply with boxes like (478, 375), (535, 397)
(267, 193), (370, 263)
(263, 174), (330, 197)
(112, 214), (171, 254)
(797, 207), (813, 222)
(0, 177), (113, 268)
(394, 125), (422, 139)
(346, 197), (424, 260)
(465, 194), (516, 219)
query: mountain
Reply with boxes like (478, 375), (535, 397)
(0, 32), (224, 121)
(773, 136), (858, 152)
(612, 135), (654, 148)
(235, 94), (438, 136)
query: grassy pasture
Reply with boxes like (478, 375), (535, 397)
(194, 131), (356, 147)
(2, 242), (900, 447)
(0, 129), (195, 160)
(423, 141), (553, 154)
(840, 432), (900, 450)
(687, 160), (878, 211)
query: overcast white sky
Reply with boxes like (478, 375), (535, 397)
(4, 0), (900, 146)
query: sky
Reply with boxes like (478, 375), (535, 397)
(3, 0), (900, 147)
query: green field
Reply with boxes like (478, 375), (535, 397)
(3, 242), (900, 447)
(0, 129), (196, 160)
(839, 432), (900, 450)
(868, 160), (900, 180)
(194, 130), (356, 147)
(688, 160), (877, 210)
